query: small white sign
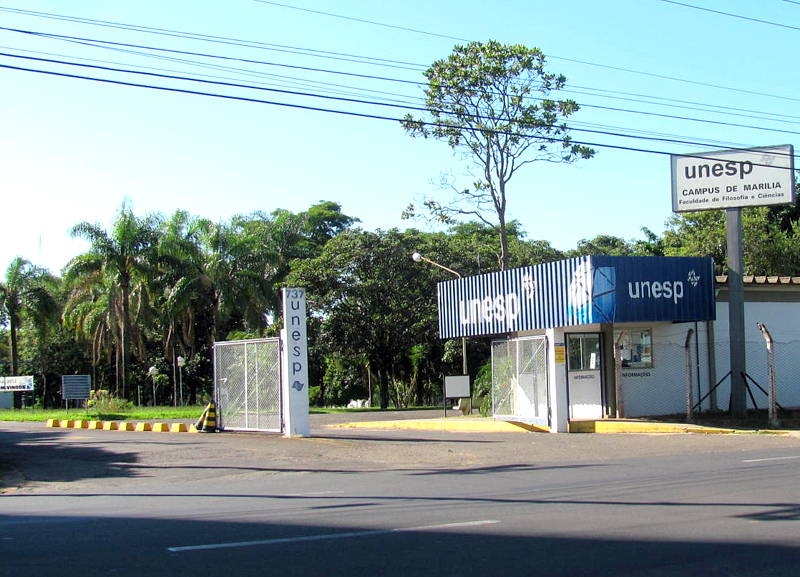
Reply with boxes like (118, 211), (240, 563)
(671, 145), (795, 212)
(444, 375), (470, 398)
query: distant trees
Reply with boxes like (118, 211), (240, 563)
(663, 203), (800, 276)
(0, 258), (58, 375)
(0, 257), (59, 408)
(5, 194), (800, 410)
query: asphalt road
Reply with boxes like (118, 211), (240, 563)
(2, 414), (800, 576)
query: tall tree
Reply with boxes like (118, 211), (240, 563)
(402, 40), (594, 269)
(65, 206), (161, 397)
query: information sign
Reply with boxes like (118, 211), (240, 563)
(671, 145), (794, 212)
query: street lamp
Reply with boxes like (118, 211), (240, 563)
(411, 252), (468, 377)
(148, 366), (158, 407)
(177, 356), (185, 407)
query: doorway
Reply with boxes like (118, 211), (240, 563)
(567, 333), (604, 419)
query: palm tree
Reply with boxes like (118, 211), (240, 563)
(0, 257), (59, 376)
(65, 206), (160, 398)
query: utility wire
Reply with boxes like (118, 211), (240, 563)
(9, 24), (799, 130)
(5, 22), (800, 142)
(4, 49), (800, 147)
(3, 3), (800, 106)
(657, 0), (800, 32)
(253, 0), (470, 42)
(1, 59), (797, 168)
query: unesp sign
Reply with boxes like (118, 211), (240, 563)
(671, 145), (795, 212)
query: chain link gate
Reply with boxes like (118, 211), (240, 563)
(214, 338), (282, 432)
(492, 336), (550, 428)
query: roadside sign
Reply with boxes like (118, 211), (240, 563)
(0, 376), (34, 392)
(62, 375), (91, 400)
(671, 145), (795, 212)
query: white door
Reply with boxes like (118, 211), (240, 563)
(567, 333), (604, 419)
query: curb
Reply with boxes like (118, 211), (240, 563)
(46, 419), (198, 433)
(329, 417), (796, 436)
(328, 417), (546, 433)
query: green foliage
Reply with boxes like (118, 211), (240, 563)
(472, 360), (493, 417)
(321, 352), (368, 406)
(87, 389), (134, 413)
(389, 378), (415, 409)
(663, 204), (800, 275)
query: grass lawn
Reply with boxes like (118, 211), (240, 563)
(0, 405), (442, 422)
(0, 406), (206, 422)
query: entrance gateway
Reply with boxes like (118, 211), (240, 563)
(436, 256), (716, 432)
(213, 288), (310, 437)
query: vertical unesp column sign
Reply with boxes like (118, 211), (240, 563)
(281, 288), (310, 437)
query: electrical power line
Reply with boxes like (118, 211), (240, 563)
(657, 0), (800, 32)
(1, 4), (798, 164)
(2, 58), (797, 169)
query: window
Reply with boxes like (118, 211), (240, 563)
(615, 329), (653, 369)
(567, 334), (601, 371)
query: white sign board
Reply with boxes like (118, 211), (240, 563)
(0, 376), (34, 392)
(444, 375), (470, 398)
(671, 145), (795, 212)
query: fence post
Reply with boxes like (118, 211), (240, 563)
(684, 328), (694, 421)
(756, 322), (777, 428)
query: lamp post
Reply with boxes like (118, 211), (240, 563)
(148, 366), (158, 407)
(411, 252), (468, 377)
(177, 356), (185, 407)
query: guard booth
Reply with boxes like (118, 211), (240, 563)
(436, 256), (716, 432)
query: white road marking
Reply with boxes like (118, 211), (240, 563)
(742, 455), (800, 463)
(167, 519), (500, 553)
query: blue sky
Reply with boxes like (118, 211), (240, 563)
(1, 0), (798, 274)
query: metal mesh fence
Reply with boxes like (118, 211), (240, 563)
(492, 336), (549, 425)
(491, 340), (515, 417)
(620, 334), (800, 418)
(214, 338), (282, 432)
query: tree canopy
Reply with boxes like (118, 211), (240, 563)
(402, 40), (594, 269)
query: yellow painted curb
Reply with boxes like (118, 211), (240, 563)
(170, 423), (189, 433)
(151, 423), (169, 432)
(329, 418), (532, 433)
(102, 421), (118, 430)
(189, 424), (199, 433)
(45, 419), (57, 427)
(72, 420), (89, 429)
(134, 422), (152, 432)
(87, 420), (103, 430)
(119, 422), (135, 431)
(59, 419), (74, 428)
(569, 419), (736, 435)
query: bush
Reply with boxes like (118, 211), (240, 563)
(88, 390), (133, 413)
(472, 361), (492, 417)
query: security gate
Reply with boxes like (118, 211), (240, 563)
(492, 336), (550, 428)
(214, 338), (282, 432)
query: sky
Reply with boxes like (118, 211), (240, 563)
(1, 0), (798, 274)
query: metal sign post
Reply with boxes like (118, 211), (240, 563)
(726, 209), (747, 417)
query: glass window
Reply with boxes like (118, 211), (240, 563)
(567, 334), (601, 371)
(615, 329), (653, 369)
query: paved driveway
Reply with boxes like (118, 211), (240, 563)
(3, 411), (800, 493)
